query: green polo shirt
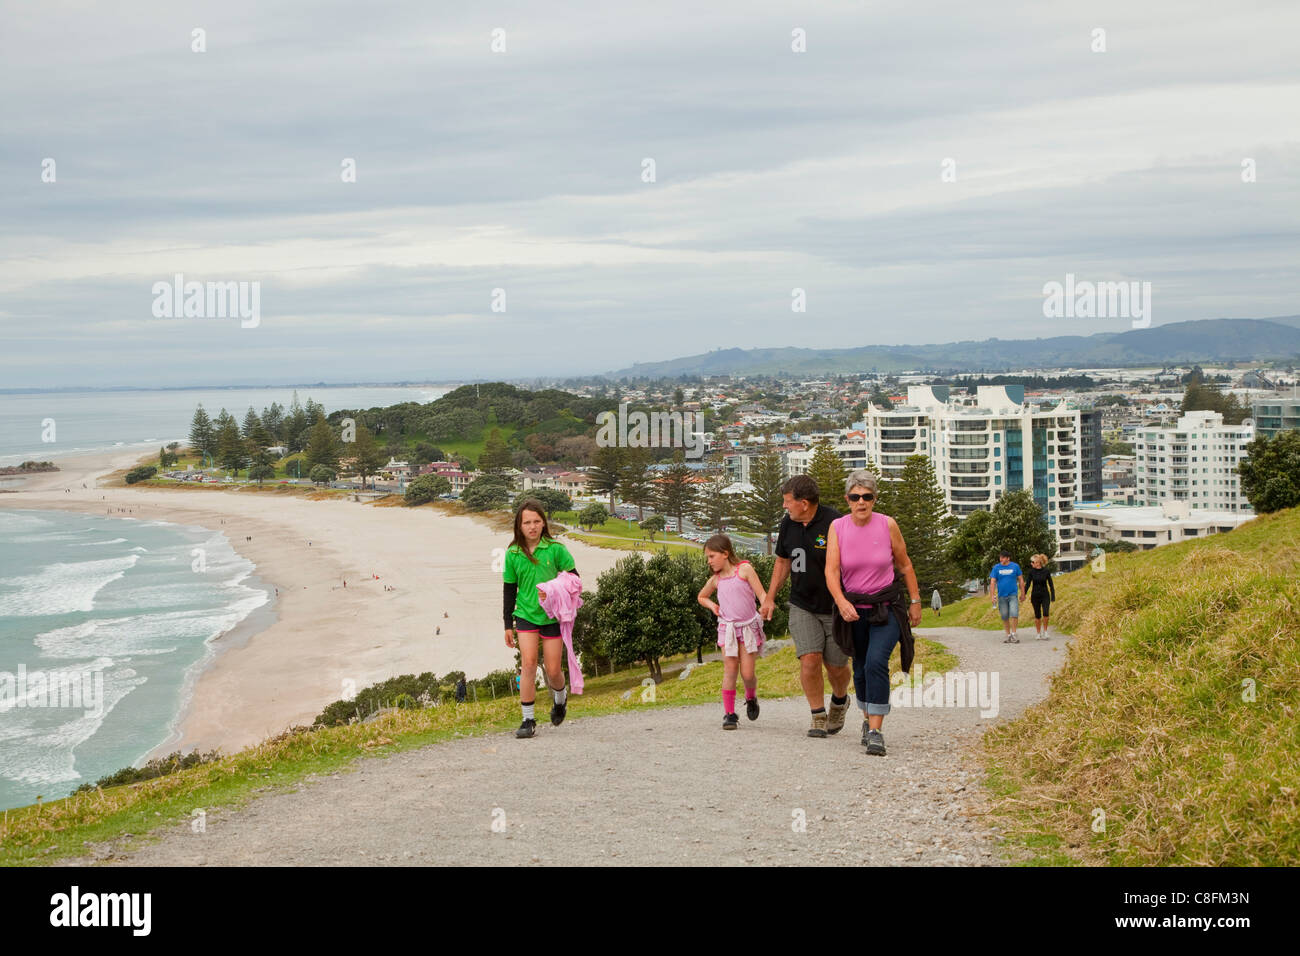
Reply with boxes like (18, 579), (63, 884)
(503, 537), (576, 626)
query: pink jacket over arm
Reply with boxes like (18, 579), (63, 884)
(536, 570), (585, 694)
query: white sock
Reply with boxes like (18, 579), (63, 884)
(521, 702), (535, 720)
(552, 684), (567, 705)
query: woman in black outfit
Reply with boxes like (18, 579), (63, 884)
(1023, 554), (1056, 640)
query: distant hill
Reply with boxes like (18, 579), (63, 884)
(603, 317), (1300, 378)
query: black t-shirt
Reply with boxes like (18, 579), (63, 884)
(775, 504), (841, 615)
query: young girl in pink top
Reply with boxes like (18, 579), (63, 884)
(697, 534), (767, 730)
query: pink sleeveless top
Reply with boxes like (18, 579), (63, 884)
(717, 561), (759, 622)
(832, 512), (894, 607)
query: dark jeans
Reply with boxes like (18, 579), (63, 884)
(851, 610), (900, 717)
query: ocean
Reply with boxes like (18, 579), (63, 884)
(0, 384), (453, 465)
(0, 508), (279, 810)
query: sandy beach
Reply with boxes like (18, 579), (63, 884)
(1, 449), (628, 761)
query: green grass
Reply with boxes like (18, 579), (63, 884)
(1, 638), (955, 866)
(978, 508), (1300, 866)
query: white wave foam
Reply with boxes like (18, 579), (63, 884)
(0, 554), (139, 616)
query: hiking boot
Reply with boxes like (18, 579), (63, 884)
(722, 712), (739, 730)
(808, 711), (829, 738)
(550, 697), (567, 727)
(515, 718), (537, 738)
(746, 696), (760, 721)
(826, 699), (850, 735)
(864, 729), (887, 756)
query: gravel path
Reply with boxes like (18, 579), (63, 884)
(65, 626), (1066, 866)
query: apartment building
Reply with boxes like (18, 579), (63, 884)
(1073, 499), (1253, 551)
(1134, 410), (1254, 513)
(1252, 394), (1300, 440)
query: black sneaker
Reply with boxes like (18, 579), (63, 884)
(865, 729), (887, 756)
(550, 696), (567, 727)
(515, 718), (537, 739)
(745, 696), (760, 721)
(722, 712), (739, 730)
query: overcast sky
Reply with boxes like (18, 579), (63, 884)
(2, 0), (1297, 388)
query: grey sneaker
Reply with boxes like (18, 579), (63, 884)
(826, 699), (850, 735)
(1003, 634), (1019, 644)
(864, 729), (887, 756)
(860, 719), (871, 747)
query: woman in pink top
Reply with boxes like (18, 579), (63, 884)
(825, 469), (922, 757)
(697, 534), (767, 731)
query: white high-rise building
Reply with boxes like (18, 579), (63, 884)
(862, 385), (1089, 569)
(1134, 411), (1254, 513)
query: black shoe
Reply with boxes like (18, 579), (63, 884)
(550, 696), (567, 727)
(722, 712), (739, 730)
(861, 719), (871, 747)
(745, 696), (760, 721)
(515, 718), (537, 738)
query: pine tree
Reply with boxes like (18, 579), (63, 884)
(189, 405), (217, 463)
(240, 407), (261, 439)
(692, 467), (734, 534)
(653, 453), (698, 530)
(479, 428), (512, 473)
(590, 445), (627, 511)
(214, 409), (245, 473)
(733, 452), (785, 554)
(808, 437), (847, 510)
(303, 413), (340, 471)
(349, 424), (387, 489)
(888, 455), (961, 601)
(618, 448), (654, 520)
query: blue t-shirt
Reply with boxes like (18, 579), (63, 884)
(990, 562), (1022, 597)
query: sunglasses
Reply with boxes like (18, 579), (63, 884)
(846, 493), (875, 502)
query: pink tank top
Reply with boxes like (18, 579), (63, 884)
(833, 512), (894, 607)
(717, 561), (758, 622)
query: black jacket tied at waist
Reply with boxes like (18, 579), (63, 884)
(831, 572), (915, 675)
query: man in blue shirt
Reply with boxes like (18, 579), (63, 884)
(989, 550), (1025, 644)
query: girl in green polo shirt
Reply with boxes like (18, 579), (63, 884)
(502, 499), (578, 738)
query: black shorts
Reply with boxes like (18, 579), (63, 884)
(1030, 593), (1051, 618)
(514, 615), (561, 638)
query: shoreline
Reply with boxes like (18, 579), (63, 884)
(2, 447), (628, 762)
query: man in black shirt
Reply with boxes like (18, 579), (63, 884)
(760, 475), (853, 738)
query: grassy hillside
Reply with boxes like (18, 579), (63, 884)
(975, 508), (1299, 865)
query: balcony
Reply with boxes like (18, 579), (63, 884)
(948, 434), (989, 446)
(949, 448), (989, 459)
(950, 462), (989, 474)
(950, 490), (992, 502)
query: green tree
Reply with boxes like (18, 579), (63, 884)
(1239, 430), (1300, 514)
(618, 448), (655, 520)
(578, 503), (610, 531)
(462, 474), (511, 511)
(240, 407), (262, 439)
(948, 508), (993, 587)
(692, 468), (734, 533)
(807, 438), (847, 511)
(189, 404), (217, 463)
(347, 423), (387, 490)
(589, 445), (627, 511)
(215, 409), (245, 473)
(591, 552), (703, 682)
(308, 464), (336, 486)
(512, 488), (571, 516)
(983, 489), (1055, 572)
(653, 454), (698, 530)
(733, 452), (786, 555)
(640, 514), (667, 541)
(303, 414), (340, 472)
(480, 428), (513, 473)
(888, 455), (962, 602)
(404, 474), (452, 505)
(248, 464), (276, 484)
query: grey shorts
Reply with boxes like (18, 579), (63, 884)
(788, 605), (849, 667)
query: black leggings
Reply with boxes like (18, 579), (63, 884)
(1030, 593), (1051, 619)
